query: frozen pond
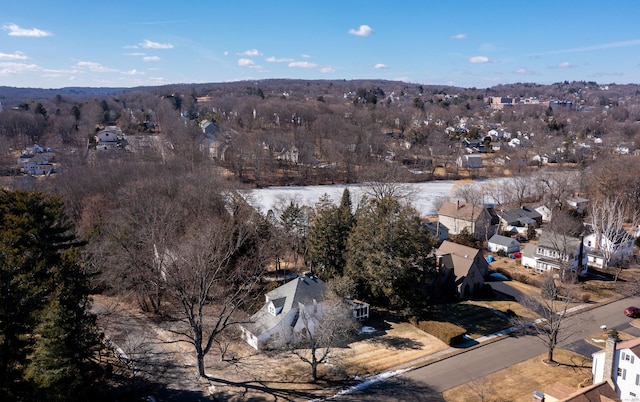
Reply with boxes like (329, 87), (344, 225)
(246, 179), (502, 217)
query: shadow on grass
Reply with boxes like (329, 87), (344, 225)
(98, 374), (211, 402)
(365, 335), (424, 350)
(206, 375), (354, 402)
(332, 374), (446, 402)
(427, 302), (512, 337)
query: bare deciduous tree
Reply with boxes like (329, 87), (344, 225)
(544, 211), (585, 282)
(163, 198), (272, 377)
(276, 291), (359, 381)
(452, 183), (484, 206)
(513, 278), (582, 364)
(587, 196), (638, 280)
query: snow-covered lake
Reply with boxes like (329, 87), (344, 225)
(246, 179), (500, 217)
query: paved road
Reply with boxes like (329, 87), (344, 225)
(335, 295), (640, 401)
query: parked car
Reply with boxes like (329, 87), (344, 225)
(624, 306), (640, 318)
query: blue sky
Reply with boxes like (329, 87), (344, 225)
(2, 1), (640, 89)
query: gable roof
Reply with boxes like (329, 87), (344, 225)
(423, 221), (448, 236)
(247, 274), (326, 336)
(546, 380), (617, 402)
(489, 234), (519, 247)
(265, 274), (326, 312)
(438, 202), (488, 222)
(436, 240), (483, 278)
(439, 253), (475, 279)
(436, 240), (481, 259)
(497, 207), (541, 225)
(537, 231), (583, 253)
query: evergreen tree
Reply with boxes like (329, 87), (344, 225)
(26, 248), (101, 401)
(0, 190), (101, 400)
(344, 196), (436, 311)
(307, 190), (354, 280)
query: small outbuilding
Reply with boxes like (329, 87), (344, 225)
(487, 234), (521, 254)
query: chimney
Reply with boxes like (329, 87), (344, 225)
(457, 200), (461, 209)
(603, 336), (616, 382)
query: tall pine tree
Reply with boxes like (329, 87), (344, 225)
(0, 190), (101, 400)
(307, 189), (354, 281)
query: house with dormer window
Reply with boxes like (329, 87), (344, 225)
(240, 274), (368, 350)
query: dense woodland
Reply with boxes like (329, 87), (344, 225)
(2, 79), (640, 399)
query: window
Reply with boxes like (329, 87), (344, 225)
(636, 374), (639, 386)
(617, 368), (627, 380)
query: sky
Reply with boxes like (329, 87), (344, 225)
(2, 1), (640, 89)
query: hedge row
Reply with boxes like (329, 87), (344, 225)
(412, 319), (467, 345)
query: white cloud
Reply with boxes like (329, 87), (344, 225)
(224, 51), (229, 56)
(515, 68), (536, 75)
(450, 33), (466, 40)
(320, 67), (336, 73)
(266, 56), (294, 63)
(141, 39), (174, 49)
(469, 56), (490, 63)
(288, 61), (318, 68)
(238, 58), (255, 67)
(348, 25), (374, 37)
(301, 54), (311, 59)
(76, 61), (116, 72)
(0, 51), (27, 60)
(373, 63), (389, 69)
(239, 49), (262, 56)
(124, 52), (146, 56)
(557, 61), (575, 69)
(122, 69), (144, 75)
(143, 56), (161, 62)
(3, 23), (52, 37)
(0, 62), (41, 75)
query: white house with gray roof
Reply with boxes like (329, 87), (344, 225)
(521, 231), (588, 276)
(487, 234), (520, 254)
(240, 274), (368, 350)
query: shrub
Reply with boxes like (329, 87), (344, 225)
(580, 293), (591, 303)
(414, 320), (466, 346)
(496, 249), (507, 257)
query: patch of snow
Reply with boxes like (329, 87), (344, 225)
(316, 368), (411, 400)
(360, 326), (376, 334)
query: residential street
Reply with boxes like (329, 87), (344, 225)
(333, 295), (640, 401)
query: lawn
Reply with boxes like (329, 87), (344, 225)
(336, 320), (449, 376)
(442, 349), (593, 402)
(427, 301), (514, 339)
